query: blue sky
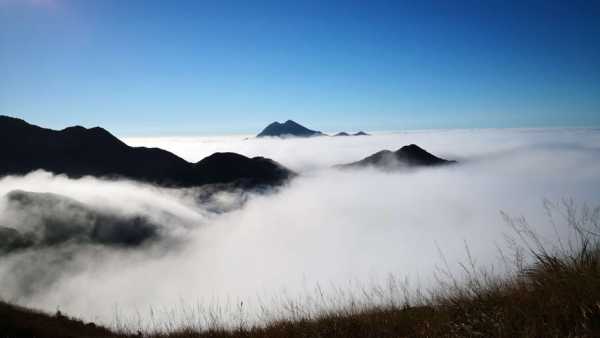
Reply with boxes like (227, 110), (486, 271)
(1, 0), (599, 135)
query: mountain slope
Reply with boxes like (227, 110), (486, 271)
(0, 190), (163, 254)
(0, 301), (119, 338)
(257, 120), (324, 137)
(0, 116), (293, 188)
(337, 144), (456, 170)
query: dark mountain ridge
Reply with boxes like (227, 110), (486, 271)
(334, 131), (370, 137)
(256, 120), (371, 138)
(337, 144), (456, 169)
(0, 116), (293, 188)
(353, 131), (370, 136)
(257, 120), (324, 138)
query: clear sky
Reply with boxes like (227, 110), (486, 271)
(1, 0), (599, 135)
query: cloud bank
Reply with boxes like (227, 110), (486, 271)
(0, 128), (599, 330)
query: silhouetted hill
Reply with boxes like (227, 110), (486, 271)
(0, 116), (293, 188)
(257, 120), (324, 137)
(334, 131), (370, 137)
(0, 190), (163, 254)
(0, 301), (118, 338)
(337, 144), (456, 170)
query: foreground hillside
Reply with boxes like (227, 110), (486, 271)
(3, 210), (600, 338)
(0, 301), (119, 338)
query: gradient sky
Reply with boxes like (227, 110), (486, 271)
(1, 0), (599, 135)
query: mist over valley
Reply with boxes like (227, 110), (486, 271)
(1, 119), (599, 330)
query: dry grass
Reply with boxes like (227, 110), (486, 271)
(2, 200), (600, 337)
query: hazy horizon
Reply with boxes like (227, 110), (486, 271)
(4, 113), (600, 139)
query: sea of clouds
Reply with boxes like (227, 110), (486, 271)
(1, 128), (599, 329)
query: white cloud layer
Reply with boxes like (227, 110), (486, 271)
(1, 128), (600, 329)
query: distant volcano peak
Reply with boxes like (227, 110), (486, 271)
(257, 120), (324, 138)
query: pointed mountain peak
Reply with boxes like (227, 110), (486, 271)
(398, 144), (425, 153)
(257, 120), (323, 138)
(336, 144), (456, 170)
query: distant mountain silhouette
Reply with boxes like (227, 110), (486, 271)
(257, 120), (324, 137)
(334, 131), (370, 137)
(336, 144), (456, 170)
(0, 116), (293, 188)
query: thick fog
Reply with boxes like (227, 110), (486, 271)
(1, 128), (600, 329)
